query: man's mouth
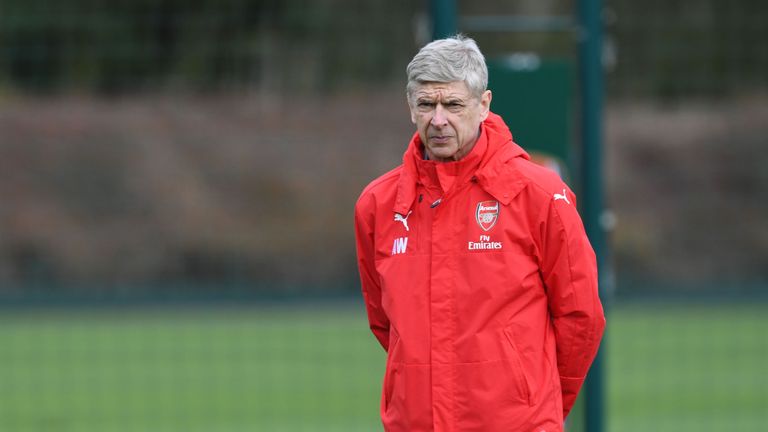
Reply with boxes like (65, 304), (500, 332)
(430, 135), (451, 144)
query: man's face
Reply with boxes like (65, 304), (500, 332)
(409, 81), (491, 162)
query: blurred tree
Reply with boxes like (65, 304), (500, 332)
(0, 0), (419, 94)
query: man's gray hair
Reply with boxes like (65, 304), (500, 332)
(406, 35), (488, 101)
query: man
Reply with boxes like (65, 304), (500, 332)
(354, 35), (605, 432)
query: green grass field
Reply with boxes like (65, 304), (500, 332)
(0, 301), (765, 431)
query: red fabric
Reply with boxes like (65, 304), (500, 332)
(355, 112), (605, 432)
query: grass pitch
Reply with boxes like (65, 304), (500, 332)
(0, 301), (765, 431)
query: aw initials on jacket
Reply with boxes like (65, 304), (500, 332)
(355, 113), (605, 432)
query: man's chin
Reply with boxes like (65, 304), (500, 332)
(426, 145), (458, 160)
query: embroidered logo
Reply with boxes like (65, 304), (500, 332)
(553, 188), (571, 204)
(394, 211), (411, 232)
(475, 200), (500, 231)
(468, 234), (503, 251)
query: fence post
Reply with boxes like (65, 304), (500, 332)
(578, 0), (607, 431)
(430, 0), (457, 40)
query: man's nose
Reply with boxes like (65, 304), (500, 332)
(430, 105), (448, 127)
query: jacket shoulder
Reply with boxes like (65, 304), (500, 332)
(509, 157), (572, 198)
(356, 165), (403, 209)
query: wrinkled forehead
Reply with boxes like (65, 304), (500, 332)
(410, 80), (473, 100)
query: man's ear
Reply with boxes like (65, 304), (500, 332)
(407, 98), (417, 124)
(479, 90), (492, 121)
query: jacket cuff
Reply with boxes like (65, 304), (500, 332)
(560, 375), (585, 418)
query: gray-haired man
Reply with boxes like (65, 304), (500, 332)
(355, 35), (605, 431)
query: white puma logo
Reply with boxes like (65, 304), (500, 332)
(553, 189), (571, 204)
(394, 211), (412, 231)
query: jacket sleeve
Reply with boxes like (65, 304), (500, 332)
(537, 186), (606, 419)
(354, 193), (390, 351)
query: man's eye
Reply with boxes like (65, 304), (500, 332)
(418, 102), (434, 108)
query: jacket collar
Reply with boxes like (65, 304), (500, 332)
(393, 112), (530, 215)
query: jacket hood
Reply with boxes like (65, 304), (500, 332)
(393, 112), (530, 214)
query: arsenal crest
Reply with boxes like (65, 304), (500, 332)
(475, 200), (500, 231)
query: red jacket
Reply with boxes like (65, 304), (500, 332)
(355, 113), (605, 432)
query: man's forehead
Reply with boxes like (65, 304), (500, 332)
(413, 81), (471, 98)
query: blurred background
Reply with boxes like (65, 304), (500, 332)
(0, 0), (766, 431)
